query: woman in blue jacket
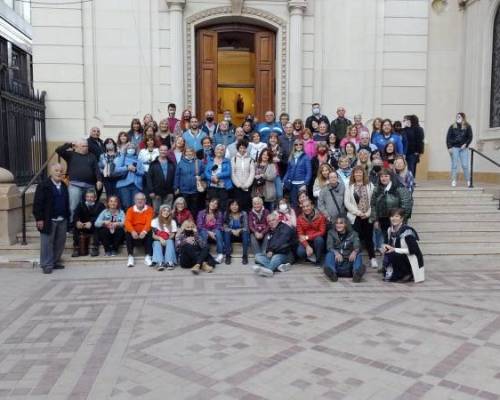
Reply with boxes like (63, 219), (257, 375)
(114, 143), (145, 210)
(204, 144), (232, 211)
(174, 147), (204, 217)
(371, 119), (404, 155)
(283, 139), (312, 208)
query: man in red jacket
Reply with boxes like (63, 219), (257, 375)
(296, 199), (327, 265)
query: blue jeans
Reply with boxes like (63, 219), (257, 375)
(274, 175), (283, 200)
(296, 237), (325, 264)
(152, 240), (177, 264)
(68, 184), (89, 223)
(199, 229), (224, 254)
(324, 252), (363, 277)
(118, 184), (140, 210)
(450, 147), (470, 182)
(255, 252), (289, 272)
(289, 183), (303, 208)
(224, 230), (249, 257)
(373, 227), (384, 252)
(406, 153), (418, 178)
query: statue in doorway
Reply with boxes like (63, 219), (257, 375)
(236, 94), (244, 114)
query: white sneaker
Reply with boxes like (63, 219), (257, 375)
(215, 253), (224, 264)
(370, 258), (378, 269)
(277, 263), (291, 272)
(258, 267), (274, 277)
(252, 265), (261, 274)
(384, 266), (393, 281)
(127, 255), (135, 268)
(306, 255), (317, 264)
(451, 180), (457, 187)
(467, 181), (471, 188)
(144, 255), (152, 266)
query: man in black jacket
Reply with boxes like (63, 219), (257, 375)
(305, 102), (330, 132)
(87, 127), (105, 158)
(147, 145), (176, 212)
(33, 163), (70, 274)
(72, 189), (105, 257)
(330, 106), (352, 141)
(252, 212), (295, 277)
(56, 139), (103, 223)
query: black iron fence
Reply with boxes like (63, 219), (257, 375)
(0, 65), (47, 185)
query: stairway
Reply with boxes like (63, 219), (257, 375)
(1, 182), (499, 267)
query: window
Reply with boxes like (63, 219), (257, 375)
(490, 6), (500, 127)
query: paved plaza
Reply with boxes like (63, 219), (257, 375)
(0, 255), (499, 400)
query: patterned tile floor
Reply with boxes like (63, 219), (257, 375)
(0, 255), (499, 399)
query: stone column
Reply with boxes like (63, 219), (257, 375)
(167, 0), (186, 108)
(288, 0), (307, 118)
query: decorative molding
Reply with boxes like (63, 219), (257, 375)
(232, 0), (244, 15)
(185, 6), (288, 113)
(288, 0), (307, 12)
(166, 0), (185, 9)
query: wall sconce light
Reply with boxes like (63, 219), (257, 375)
(431, 0), (448, 13)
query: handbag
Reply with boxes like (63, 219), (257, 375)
(155, 229), (169, 240)
(194, 160), (207, 193)
(329, 188), (346, 218)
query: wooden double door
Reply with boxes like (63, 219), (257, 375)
(196, 24), (275, 125)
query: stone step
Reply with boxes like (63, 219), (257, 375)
(411, 213), (500, 222)
(412, 206), (500, 213)
(412, 221), (500, 232)
(414, 198), (498, 206)
(420, 231), (500, 243)
(414, 185), (484, 192)
(412, 191), (491, 199)
(420, 243), (500, 256)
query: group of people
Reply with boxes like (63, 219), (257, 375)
(35, 102), (475, 284)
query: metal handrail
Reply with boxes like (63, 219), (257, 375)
(20, 152), (57, 245)
(469, 147), (500, 210)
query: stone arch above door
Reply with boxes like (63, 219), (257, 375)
(185, 6), (287, 114)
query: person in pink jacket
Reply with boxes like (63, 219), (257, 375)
(340, 125), (361, 149)
(302, 128), (317, 159)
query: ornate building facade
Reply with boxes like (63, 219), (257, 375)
(31, 0), (500, 180)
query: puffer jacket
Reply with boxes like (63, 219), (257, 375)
(284, 152), (312, 187)
(114, 154), (145, 190)
(296, 209), (327, 247)
(174, 156), (203, 194)
(326, 224), (361, 257)
(231, 153), (255, 190)
(446, 123), (473, 149)
(204, 157), (233, 190)
(370, 179), (413, 221)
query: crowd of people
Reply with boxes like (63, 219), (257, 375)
(33, 101), (469, 284)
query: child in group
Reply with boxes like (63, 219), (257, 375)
(151, 205), (177, 271)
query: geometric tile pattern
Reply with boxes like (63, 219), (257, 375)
(0, 255), (499, 399)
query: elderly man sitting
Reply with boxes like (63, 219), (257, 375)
(124, 192), (154, 268)
(252, 212), (295, 277)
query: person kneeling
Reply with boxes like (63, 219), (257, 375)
(124, 192), (154, 268)
(72, 189), (105, 257)
(176, 220), (216, 275)
(324, 217), (365, 283)
(382, 208), (424, 283)
(152, 205), (177, 271)
(253, 212), (295, 277)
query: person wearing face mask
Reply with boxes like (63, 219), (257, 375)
(402, 115), (425, 179)
(114, 143), (145, 210)
(305, 102), (330, 132)
(277, 198), (297, 228)
(33, 163), (70, 274)
(382, 208), (424, 283)
(71, 189), (105, 257)
(446, 112), (473, 187)
(200, 110), (218, 138)
(369, 156), (383, 185)
(99, 138), (121, 197)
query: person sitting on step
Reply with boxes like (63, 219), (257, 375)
(248, 197), (270, 256)
(175, 219), (216, 274)
(196, 198), (225, 264)
(72, 188), (105, 257)
(324, 216), (364, 283)
(124, 192), (154, 268)
(381, 208), (424, 283)
(252, 212), (295, 277)
(151, 204), (177, 271)
(94, 195), (125, 256)
(223, 199), (250, 265)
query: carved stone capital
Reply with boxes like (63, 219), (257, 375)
(166, 0), (185, 11)
(288, 0), (307, 12)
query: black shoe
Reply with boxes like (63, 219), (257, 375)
(323, 266), (338, 282)
(42, 267), (53, 274)
(71, 249), (79, 258)
(225, 255), (231, 265)
(90, 248), (99, 257)
(242, 255), (248, 265)
(53, 264), (65, 270)
(352, 272), (362, 283)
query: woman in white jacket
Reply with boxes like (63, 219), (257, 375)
(231, 140), (255, 212)
(344, 165), (378, 269)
